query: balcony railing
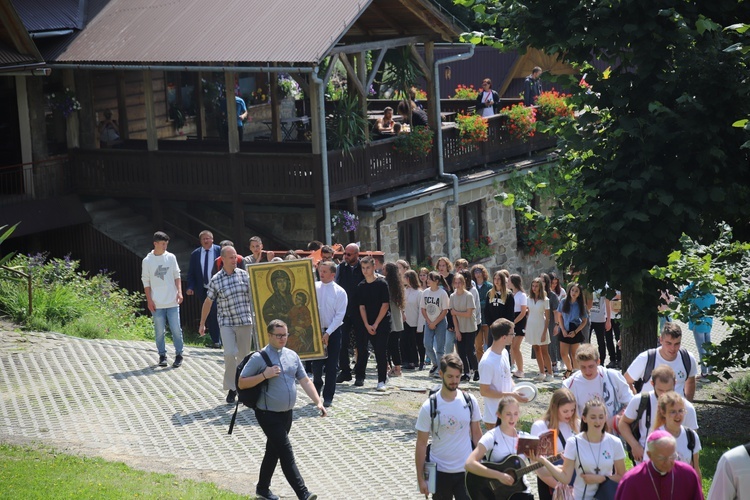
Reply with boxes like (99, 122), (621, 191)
(0, 156), (72, 207)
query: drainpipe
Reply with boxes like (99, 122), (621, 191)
(48, 63), (315, 75)
(375, 209), (387, 251)
(433, 44), (474, 259)
(310, 66), (332, 245)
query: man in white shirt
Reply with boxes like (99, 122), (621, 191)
(478, 318), (528, 430)
(563, 343), (633, 418)
(312, 261), (348, 407)
(415, 353), (482, 499)
(141, 231), (184, 368)
(618, 365), (699, 462)
(625, 322), (697, 401)
(708, 442), (750, 500)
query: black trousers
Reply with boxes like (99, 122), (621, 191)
(388, 329), (403, 366)
(434, 471), (469, 500)
(401, 323), (419, 365)
(312, 327), (341, 402)
(254, 408), (309, 499)
(591, 321), (610, 364)
(456, 330), (478, 374)
(338, 314), (356, 376)
(354, 326), (388, 383)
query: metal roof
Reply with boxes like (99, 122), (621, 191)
(47, 0), (460, 65)
(0, 40), (35, 65)
(11, 0), (81, 32)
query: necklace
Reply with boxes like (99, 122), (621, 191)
(647, 462), (675, 500)
(585, 432), (603, 474)
(500, 428), (517, 456)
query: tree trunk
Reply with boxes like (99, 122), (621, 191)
(620, 290), (659, 372)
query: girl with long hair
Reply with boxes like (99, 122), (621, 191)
(541, 273), (562, 373)
(471, 264), (492, 362)
(402, 269), (423, 370)
(384, 262), (405, 377)
(535, 398), (626, 500)
(465, 396), (534, 495)
(483, 271), (515, 351)
(526, 277), (553, 381)
(652, 391), (702, 484)
(436, 256), (456, 337)
(550, 272), (566, 301)
(449, 273), (478, 382)
(531, 388), (580, 500)
(508, 274), (528, 378)
(420, 271), (450, 376)
(557, 283), (588, 378)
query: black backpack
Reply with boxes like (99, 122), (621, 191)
(425, 388), (474, 461)
(624, 392), (651, 461)
(633, 348), (693, 392)
(228, 350), (272, 435)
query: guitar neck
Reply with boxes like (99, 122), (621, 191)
(515, 454), (562, 476)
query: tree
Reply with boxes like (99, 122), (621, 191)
(456, 0), (750, 368)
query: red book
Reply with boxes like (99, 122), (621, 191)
(517, 429), (558, 457)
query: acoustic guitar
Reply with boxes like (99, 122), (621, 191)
(465, 453), (563, 500)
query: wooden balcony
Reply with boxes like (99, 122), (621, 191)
(69, 114), (555, 205)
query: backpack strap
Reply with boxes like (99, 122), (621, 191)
(429, 393), (438, 436)
(686, 426), (696, 458)
(462, 390), (473, 421)
(637, 393), (651, 438)
(642, 348), (657, 386)
(228, 351), (274, 435)
(679, 348), (693, 378)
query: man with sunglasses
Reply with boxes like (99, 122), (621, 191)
(335, 243), (364, 383)
(239, 319), (325, 500)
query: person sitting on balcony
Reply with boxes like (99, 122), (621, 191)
(476, 78), (500, 117)
(98, 109), (121, 148)
(397, 100), (428, 127)
(375, 107), (395, 134)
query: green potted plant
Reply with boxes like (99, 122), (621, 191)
(455, 114), (489, 147)
(501, 104), (537, 140)
(393, 126), (434, 157)
(460, 235), (494, 263)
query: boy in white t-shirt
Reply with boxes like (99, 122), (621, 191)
(415, 353), (482, 499)
(624, 322), (697, 401)
(478, 318), (528, 429)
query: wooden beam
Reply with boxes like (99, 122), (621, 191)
(396, 0), (454, 42)
(62, 70), (79, 149)
(143, 70), (158, 151)
(339, 53), (367, 98)
(323, 53), (339, 84)
(498, 52), (529, 97)
(358, 52), (369, 139)
(365, 49), (387, 92)
(328, 36), (427, 55)
(409, 44), (430, 81)
(424, 42), (438, 131)
(367, 3), (406, 35)
(224, 70), (240, 152)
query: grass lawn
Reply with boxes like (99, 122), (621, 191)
(0, 443), (249, 499)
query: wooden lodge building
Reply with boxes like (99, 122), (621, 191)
(0, 0), (561, 312)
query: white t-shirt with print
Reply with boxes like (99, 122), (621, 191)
(564, 433), (626, 500)
(626, 348), (697, 397)
(420, 287), (450, 323)
(589, 290), (608, 323)
(478, 427), (532, 491)
(622, 392), (698, 451)
(513, 290), (527, 312)
(652, 425), (702, 467)
(562, 367), (633, 418)
(478, 349), (512, 423)
(415, 390), (481, 473)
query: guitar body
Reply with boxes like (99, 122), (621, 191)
(465, 455), (527, 500)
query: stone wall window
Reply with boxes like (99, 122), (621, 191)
(459, 201), (482, 243)
(398, 216), (425, 266)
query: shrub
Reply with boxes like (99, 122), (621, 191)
(460, 236), (494, 262)
(535, 90), (574, 123)
(0, 254), (152, 341)
(728, 372), (750, 404)
(455, 114), (489, 147)
(451, 84), (478, 100)
(501, 104), (537, 140)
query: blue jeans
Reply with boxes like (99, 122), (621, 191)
(152, 306), (183, 356)
(423, 318), (447, 368)
(692, 329), (712, 375)
(444, 329), (456, 356)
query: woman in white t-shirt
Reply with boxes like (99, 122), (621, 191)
(534, 398), (626, 500)
(402, 270), (423, 370)
(531, 388), (580, 500)
(525, 277), (552, 381)
(420, 271), (450, 376)
(509, 274), (528, 378)
(465, 396), (533, 494)
(651, 390), (702, 484)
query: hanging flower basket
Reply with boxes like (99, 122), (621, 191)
(47, 88), (81, 118)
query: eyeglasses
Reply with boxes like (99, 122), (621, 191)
(654, 453), (679, 461)
(668, 409), (686, 416)
(270, 333), (289, 339)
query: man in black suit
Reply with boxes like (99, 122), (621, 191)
(335, 243), (364, 383)
(186, 230), (222, 347)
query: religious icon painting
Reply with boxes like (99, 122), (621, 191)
(248, 259), (326, 360)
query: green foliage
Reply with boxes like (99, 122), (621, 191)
(455, 113), (489, 146)
(393, 125), (434, 157)
(0, 443), (245, 499)
(0, 223), (19, 267)
(727, 372), (750, 404)
(455, 0), (750, 364)
(0, 254), (153, 341)
(451, 84), (479, 99)
(381, 47), (424, 123)
(460, 235), (494, 262)
(651, 224), (750, 375)
(501, 104), (536, 140)
(326, 93), (367, 153)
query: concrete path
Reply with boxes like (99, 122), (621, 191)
(0, 320), (729, 499)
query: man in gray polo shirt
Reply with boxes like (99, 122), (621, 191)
(239, 319), (326, 500)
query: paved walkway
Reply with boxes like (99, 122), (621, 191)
(0, 320), (729, 499)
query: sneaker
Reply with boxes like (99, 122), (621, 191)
(429, 365), (439, 375)
(433, 371), (441, 379)
(303, 493), (318, 500)
(376, 382), (387, 392)
(158, 355), (167, 367)
(473, 371), (480, 382)
(255, 489), (280, 500)
(212, 342), (222, 349)
(336, 372), (352, 383)
(354, 378), (364, 387)
(512, 371), (525, 379)
(545, 374), (554, 382)
(172, 355), (183, 368)
(460, 374), (470, 382)
(533, 374), (545, 382)
(323, 400), (332, 408)
(226, 390), (236, 404)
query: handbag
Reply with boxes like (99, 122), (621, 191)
(593, 477), (618, 500)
